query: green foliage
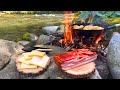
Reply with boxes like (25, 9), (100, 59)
(22, 32), (31, 41)
(77, 11), (92, 22)
(96, 11), (120, 18)
(76, 11), (120, 23)
(74, 11), (81, 16)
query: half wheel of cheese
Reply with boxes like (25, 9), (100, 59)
(16, 55), (50, 75)
(63, 62), (96, 78)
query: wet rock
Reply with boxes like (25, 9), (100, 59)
(107, 32), (120, 79)
(42, 26), (60, 35)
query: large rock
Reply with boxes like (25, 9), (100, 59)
(0, 39), (24, 70)
(42, 26), (60, 35)
(107, 32), (120, 79)
(0, 54), (20, 79)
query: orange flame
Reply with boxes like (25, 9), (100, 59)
(95, 26), (104, 44)
(87, 16), (94, 23)
(95, 35), (102, 44)
(62, 11), (74, 47)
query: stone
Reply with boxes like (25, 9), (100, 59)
(30, 33), (38, 42)
(89, 69), (102, 79)
(107, 32), (120, 79)
(42, 26), (60, 35)
(36, 35), (56, 45)
(56, 25), (65, 34)
(0, 54), (20, 79)
(17, 41), (30, 47)
(0, 39), (24, 70)
(48, 57), (72, 79)
(95, 58), (109, 79)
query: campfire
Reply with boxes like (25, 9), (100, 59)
(58, 11), (108, 54)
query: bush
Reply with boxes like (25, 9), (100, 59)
(22, 32), (31, 41)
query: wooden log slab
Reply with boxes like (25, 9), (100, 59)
(16, 55), (50, 76)
(63, 62), (96, 78)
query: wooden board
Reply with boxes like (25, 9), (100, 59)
(16, 55), (50, 75)
(62, 62), (96, 78)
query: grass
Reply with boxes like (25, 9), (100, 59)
(0, 14), (63, 42)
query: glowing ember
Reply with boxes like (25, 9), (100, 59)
(61, 11), (74, 47)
